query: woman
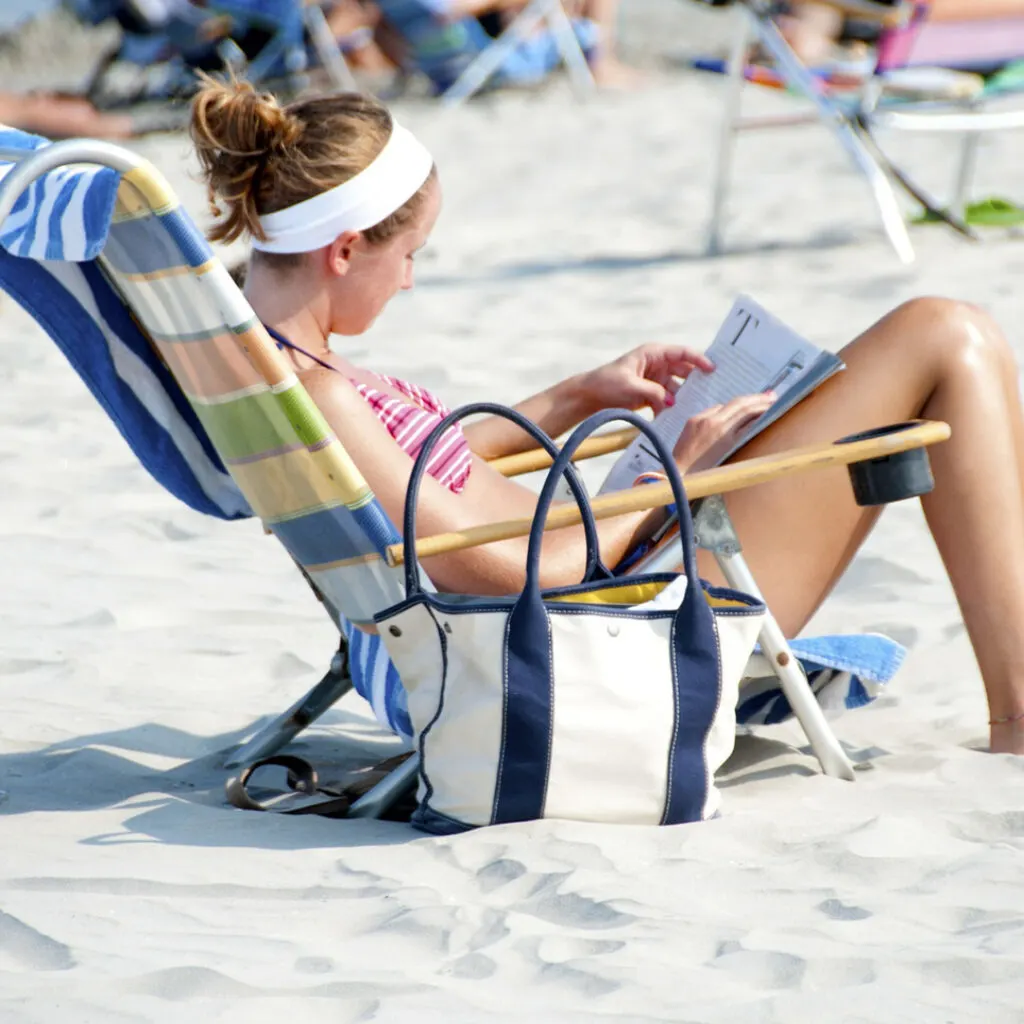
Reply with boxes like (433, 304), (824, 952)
(782, 0), (1024, 64)
(191, 78), (1024, 755)
(0, 92), (134, 141)
(465, 0), (631, 86)
(368, 0), (630, 92)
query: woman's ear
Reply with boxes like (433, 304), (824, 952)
(326, 231), (362, 277)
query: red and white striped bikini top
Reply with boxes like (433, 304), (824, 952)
(265, 324), (473, 494)
(348, 373), (473, 494)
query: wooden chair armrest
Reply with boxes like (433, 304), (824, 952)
(489, 427), (639, 477)
(385, 419), (950, 567)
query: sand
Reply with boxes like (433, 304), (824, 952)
(2, 3), (1024, 1021)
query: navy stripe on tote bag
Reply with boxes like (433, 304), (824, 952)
(376, 405), (765, 834)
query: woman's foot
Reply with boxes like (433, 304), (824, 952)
(990, 719), (1024, 755)
(590, 55), (643, 89)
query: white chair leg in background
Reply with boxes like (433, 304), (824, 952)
(442, 0), (594, 107)
(304, 1), (359, 92)
(544, 0), (598, 98)
(706, 3), (752, 257)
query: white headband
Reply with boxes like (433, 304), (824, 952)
(251, 120), (433, 254)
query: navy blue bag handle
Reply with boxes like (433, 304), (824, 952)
(400, 402), (611, 597)
(523, 407), (701, 596)
(494, 408), (721, 827)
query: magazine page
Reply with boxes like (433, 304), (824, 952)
(599, 295), (844, 494)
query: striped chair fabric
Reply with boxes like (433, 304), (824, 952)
(99, 166), (412, 631)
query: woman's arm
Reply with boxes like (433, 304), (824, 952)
(437, 0), (526, 20)
(462, 372), (596, 462)
(462, 344), (717, 460)
(305, 369), (666, 594)
(305, 369), (772, 593)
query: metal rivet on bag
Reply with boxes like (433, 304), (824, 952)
(443, 621), (452, 634)
(607, 623), (620, 637)
(389, 626), (402, 637)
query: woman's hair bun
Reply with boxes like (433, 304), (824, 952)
(190, 72), (303, 244)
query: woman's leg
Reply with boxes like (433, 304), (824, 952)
(576, 0), (636, 85)
(695, 298), (1024, 754)
(324, 0), (394, 73)
(931, 0), (1024, 20)
(778, 2), (844, 64)
(0, 93), (134, 141)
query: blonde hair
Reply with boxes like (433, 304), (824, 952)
(190, 74), (435, 265)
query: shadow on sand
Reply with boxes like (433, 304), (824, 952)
(416, 228), (908, 290)
(0, 705), (415, 851)
(0, 704), (889, 851)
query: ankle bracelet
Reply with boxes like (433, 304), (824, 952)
(989, 710), (1024, 725)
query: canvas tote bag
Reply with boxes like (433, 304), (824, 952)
(377, 405), (766, 835)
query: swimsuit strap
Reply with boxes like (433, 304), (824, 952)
(264, 323), (339, 374)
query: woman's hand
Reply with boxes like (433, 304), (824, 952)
(673, 393), (776, 472)
(580, 344), (716, 416)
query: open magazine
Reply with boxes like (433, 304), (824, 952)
(599, 295), (844, 495)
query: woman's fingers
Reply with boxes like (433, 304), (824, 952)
(718, 391), (775, 423)
(698, 393), (775, 441)
(665, 347), (716, 375)
(640, 344), (716, 377)
(673, 392), (777, 470)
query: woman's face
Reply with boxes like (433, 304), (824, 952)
(328, 177), (441, 336)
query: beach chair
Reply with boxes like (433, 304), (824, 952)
(206, 0), (360, 90)
(0, 129), (945, 820)
(373, 0), (596, 105)
(70, 0), (356, 108)
(700, 0), (1024, 263)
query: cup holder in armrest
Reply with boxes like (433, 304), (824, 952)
(836, 422), (935, 507)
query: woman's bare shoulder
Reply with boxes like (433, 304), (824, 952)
(296, 364), (368, 420)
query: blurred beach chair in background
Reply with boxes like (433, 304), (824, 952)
(68, 0), (247, 106)
(374, 0), (596, 104)
(67, 0), (358, 108)
(700, 0), (1024, 262)
(205, 0), (362, 90)
(0, 129), (941, 817)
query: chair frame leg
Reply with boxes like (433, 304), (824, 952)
(348, 752), (420, 818)
(692, 496), (856, 780)
(707, 3), (751, 257)
(952, 125), (982, 221)
(441, 0), (595, 108)
(224, 638), (354, 769)
(544, 0), (597, 98)
(303, 2), (359, 92)
(727, 3), (915, 263)
(224, 635), (418, 820)
(630, 496), (858, 779)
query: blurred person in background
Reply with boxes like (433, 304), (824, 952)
(782, 0), (1024, 64)
(0, 92), (135, 139)
(381, 0), (631, 87)
(472, 0), (630, 84)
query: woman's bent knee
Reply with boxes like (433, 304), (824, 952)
(892, 296), (1013, 371)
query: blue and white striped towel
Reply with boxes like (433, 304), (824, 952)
(0, 129), (120, 262)
(737, 633), (906, 726)
(0, 127), (250, 520)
